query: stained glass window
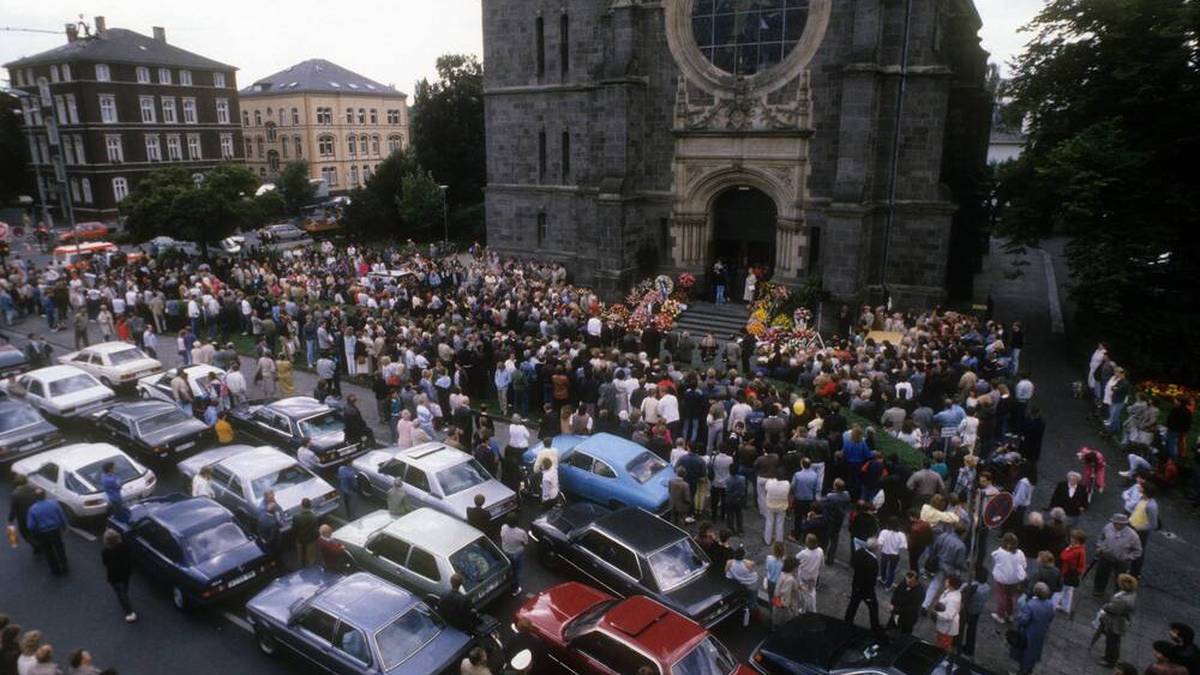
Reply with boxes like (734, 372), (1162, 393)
(692, 0), (810, 76)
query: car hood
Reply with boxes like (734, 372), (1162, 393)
(662, 573), (743, 621)
(141, 419), (209, 447)
(193, 539), (269, 579)
(274, 479), (335, 514)
(518, 582), (611, 642)
(309, 432), (348, 450)
(332, 510), (398, 548)
(248, 567), (342, 625)
(442, 481), (516, 518)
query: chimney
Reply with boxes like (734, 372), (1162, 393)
(152, 26), (166, 42)
(94, 16), (106, 33)
(65, 23), (78, 43)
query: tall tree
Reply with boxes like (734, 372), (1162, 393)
(120, 163), (267, 258)
(998, 0), (1200, 382)
(276, 160), (315, 213)
(342, 148), (422, 240)
(410, 54), (485, 221)
(398, 170), (446, 239)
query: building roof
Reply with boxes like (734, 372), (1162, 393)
(240, 58), (404, 98)
(4, 27), (234, 70)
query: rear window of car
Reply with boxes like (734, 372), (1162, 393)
(136, 409), (192, 436)
(449, 537), (506, 588)
(435, 459), (490, 496)
(647, 538), (707, 591)
(49, 373), (99, 396)
(107, 348), (146, 365)
(299, 412), (342, 437)
(627, 452), (668, 484)
(77, 455), (140, 488)
(186, 522), (248, 563)
(375, 607), (442, 670)
(250, 465), (312, 500)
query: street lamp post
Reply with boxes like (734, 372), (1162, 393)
(438, 184), (449, 248)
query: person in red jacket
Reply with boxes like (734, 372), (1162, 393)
(1055, 529), (1087, 614)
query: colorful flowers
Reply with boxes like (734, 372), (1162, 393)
(1139, 380), (1198, 402)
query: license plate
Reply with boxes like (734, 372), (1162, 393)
(177, 442), (195, 452)
(227, 570), (256, 588)
(339, 444), (357, 456)
(17, 441), (42, 451)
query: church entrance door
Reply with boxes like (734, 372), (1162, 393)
(711, 186), (777, 295)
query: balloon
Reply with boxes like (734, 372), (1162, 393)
(792, 400), (806, 416)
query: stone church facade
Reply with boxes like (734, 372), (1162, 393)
(483, 0), (991, 308)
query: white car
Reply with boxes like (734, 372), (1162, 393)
(137, 364), (226, 404)
(59, 341), (163, 388)
(11, 443), (157, 520)
(11, 365), (116, 419)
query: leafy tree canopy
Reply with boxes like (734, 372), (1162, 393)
(410, 54), (485, 218)
(997, 0), (1200, 383)
(276, 160), (316, 213)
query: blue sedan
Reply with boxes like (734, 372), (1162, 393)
(523, 433), (673, 513)
(107, 494), (277, 610)
(247, 568), (473, 674)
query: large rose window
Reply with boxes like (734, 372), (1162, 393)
(691, 0), (811, 76)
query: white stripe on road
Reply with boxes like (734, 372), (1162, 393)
(222, 611), (254, 633)
(67, 525), (97, 542)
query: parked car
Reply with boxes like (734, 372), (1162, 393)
(351, 443), (517, 524)
(106, 494), (277, 610)
(529, 503), (744, 628)
(749, 613), (996, 675)
(136, 364), (226, 405)
(9, 365), (116, 420)
(517, 581), (754, 675)
(11, 443), (156, 520)
(333, 507), (515, 609)
(261, 223), (307, 242)
(0, 342), (30, 378)
(57, 221), (108, 243)
(0, 399), (64, 466)
(228, 397), (372, 468)
(58, 341), (163, 389)
(523, 433), (672, 512)
(176, 445), (341, 533)
(147, 236), (198, 256)
(89, 401), (212, 462)
(216, 236), (245, 256)
(247, 569), (473, 674)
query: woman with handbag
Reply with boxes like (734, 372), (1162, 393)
(1011, 582), (1055, 674)
(1096, 574), (1138, 667)
(933, 575), (963, 651)
(772, 557), (801, 628)
(1055, 530), (1087, 614)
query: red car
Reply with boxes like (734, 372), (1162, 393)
(516, 581), (754, 675)
(57, 221), (109, 243)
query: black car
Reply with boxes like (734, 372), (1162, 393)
(90, 401), (212, 462)
(0, 399), (64, 466)
(228, 396), (372, 468)
(529, 503), (745, 628)
(0, 343), (29, 379)
(107, 494), (277, 610)
(750, 614), (995, 675)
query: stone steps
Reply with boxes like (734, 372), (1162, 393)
(673, 301), (749, 339)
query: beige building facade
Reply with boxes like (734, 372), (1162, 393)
(238, 59), (408, 193)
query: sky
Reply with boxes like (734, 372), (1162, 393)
(0, 0), (1043, 93)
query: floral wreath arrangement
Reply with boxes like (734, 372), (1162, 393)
(1139, 380), (1198, 403)
(595, 272), (698, 331)
(746, 281), (823, 352)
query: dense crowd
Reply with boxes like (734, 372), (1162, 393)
(2, 239), (1197, 675)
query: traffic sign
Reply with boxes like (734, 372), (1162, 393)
(983, 491), (1014, 529)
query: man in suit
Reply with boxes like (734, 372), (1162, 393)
(844, 537), (882, 631)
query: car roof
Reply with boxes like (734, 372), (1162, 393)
(593, 508), (686, 552)
(573, 433), (651, 465)
(26, 365), (95, 381)
(398, 443), (470, 471)
(153, 497), (234, 537)
(82, 341), (143, 355)
(382, 508), (484, 554)
(0, 399), (39, 414)
(221, 446), (297, 476)
(267, 396), (329, 417)
(314, 572), (418, 630)
(109, 400), (181, 420)
(599, 595), (706, 663)
(19, 443), (130, 470)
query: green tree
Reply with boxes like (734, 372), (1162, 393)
(120, 163), (263, 258)
(998, 0), (1200, 383)
(410, 54), (485, 229)
(342, 148), (423, 241)
(398, 170), (446, 239)
(276, 160), (315, 213)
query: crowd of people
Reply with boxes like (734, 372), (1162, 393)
(2, 238), (1198, 675)
(0, 613), (114, 675)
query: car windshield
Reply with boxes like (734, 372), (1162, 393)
(299, 412), (342, 437)
(76, 455), (141, 489)
(435, 460), (491, 496)
(107, 348), (146, 365)
(626, 451), (668, 484)
(0, 405), (44, 433)
(185, 522), (248, 563)
(375, 606), (443, 670)
(250, 465), (312, 500)
(49, 374), (99, 396)
(673, 637), (737, 675)
(135, 409), (192, 436)
(562, 599), (619, 642)
(449, 537), (506, 588)
(647, 538), (708, 591)
(830, 634), (886, 669)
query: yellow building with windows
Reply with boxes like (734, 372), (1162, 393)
(238, 59), (409, 192)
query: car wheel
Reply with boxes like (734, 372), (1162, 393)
(537, 539), (558, 569)
(254, 625), (278, 656)
(171, 586), (188, 611)
(356, 474), (374, 498)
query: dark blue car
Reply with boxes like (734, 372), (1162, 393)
(107, 494), (277, 610)
(247, 568), (473, 674)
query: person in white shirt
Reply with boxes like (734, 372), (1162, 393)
(990, 532), (1027, 622)
(877, 521), (908, 588)
(640, 388), (661, 425)
(499, 514), (528, 595)
(658, 389), (680, 436)
(192, 467), (215, 498)
(538, 457), (559, 508)
(224, 362), (247, 406)
(297, 438), (320, 470)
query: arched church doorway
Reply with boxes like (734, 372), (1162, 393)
(711, 186), (777, 288)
